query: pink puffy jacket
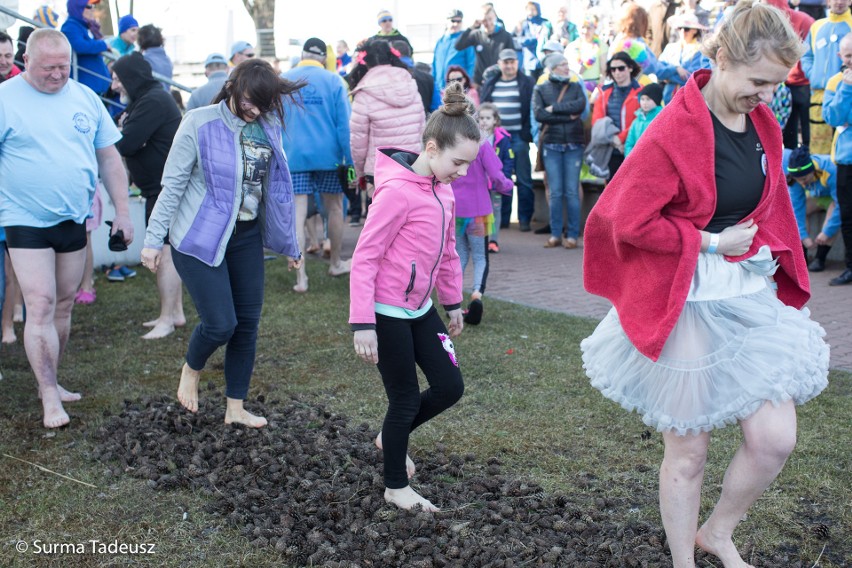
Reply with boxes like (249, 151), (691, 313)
(350, 65), (425, 178)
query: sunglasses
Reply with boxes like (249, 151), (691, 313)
(450, 19), (462, 23)
(610, 65), (628, 72)
(244, 53), (256, 58)
(379, 17), (393, 23)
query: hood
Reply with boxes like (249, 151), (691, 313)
(373, 147), (435, 198)
(353, 65), (421, 108)
(112, 52), (161, 100)
(527, 2), (543, 23)
(66, 0), (89, 22)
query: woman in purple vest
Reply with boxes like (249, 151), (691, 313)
(141, 59), (303, 427)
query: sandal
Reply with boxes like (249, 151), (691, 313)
(543, 237), (561, 248)
(75, 289), (96, 305)
(563, 237), (578, 249)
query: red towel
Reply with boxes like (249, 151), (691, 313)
(583, 69), (809, 361)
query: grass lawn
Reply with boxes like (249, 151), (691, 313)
(0, 258), (849, 567)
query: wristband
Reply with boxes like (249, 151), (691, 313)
(707, 233), (720, 254)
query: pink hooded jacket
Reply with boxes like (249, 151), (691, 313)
(349, 148), (463, 328)
(350, 65), (426, 178)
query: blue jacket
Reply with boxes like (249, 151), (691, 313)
(823, 71), (852, 165)
(783, 151), (840, 239)
(281, 61), (352, 172)
(801, 12), (852, 89)
(61, 3), (110, 95)
(432, 31), (475, 91)
(143, 47), (173, 91)
(144, 101), (300, 266)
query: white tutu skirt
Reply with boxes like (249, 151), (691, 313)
(581, 246), (830, 436)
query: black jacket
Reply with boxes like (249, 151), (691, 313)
(454, 26), (515, 85)
(112, 52), (181, 197)
(532, 76), (586, 145)
(480, 71), (535, 143)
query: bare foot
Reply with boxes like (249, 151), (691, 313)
(143, 316), (186, 328)
(37, 384), (82, 402)
(375, 432), (415, 479)
(177, 363), (200, 413)
(329, 259), (352, 277)
(384, 486), (439, 512)
(2, 327), (16, 344)
(40, 386), (70, 429)
(293, 271), (308, 293)
(224, 407), (268, 428)
(142, 321), (176, 340)
(696, 524), (755, 568)
(13, 305), (23, 323)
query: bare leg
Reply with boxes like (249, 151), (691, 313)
(293, 195), (309, 292)
(143, 246), (185, 339)
(9, 247), (86, 428)
(79, 232), (95, 292)
(696, 401), (797, 568)
(2, 252), (19, 343)
(659, 430), (710, 568)
(224, 397), (267, 428)
(323, 193), (350, 275)
(375, 432), (415, 479)
(305, 213), (322, 254)
(177, 362), (201, 413)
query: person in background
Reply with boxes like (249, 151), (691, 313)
(553, 6), (579, 46)
(372, 9), (413, 55)
(141, 59), (303, 428)
(186, 53), (229, 111)
(625, 82), (663, 156)
(454, 4), (515, 87)
(659, 11), (710, 104)
(444, 65), (479, 107)
(822, 30), (852, 286)
(0, 32), (20, 83)
(393, 40), (439, 115)
(566, 16), (608, 94)
(61, 0), (111, 95)
(433, 9), (475, 92)
(229, 40), (254, 67)
(478, 103), (514, 254)
(514, 2), (553, 82)
(109, 14), (138, 57)
(138, 24), (172, 91)
(336, 40), (352, 76)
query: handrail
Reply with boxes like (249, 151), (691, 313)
(0, 4), (192, 93)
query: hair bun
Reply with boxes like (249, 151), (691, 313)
(440, 82), (473, 116)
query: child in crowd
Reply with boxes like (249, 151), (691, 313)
(477, 103), (514, 254)
(451, 105), (514, 325)
(625, 82), (664, 156)
(349, 83), (480, 512)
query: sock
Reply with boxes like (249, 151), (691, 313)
(815, 244), (831, 262)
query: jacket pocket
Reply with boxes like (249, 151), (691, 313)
(404, 262), (416, 302)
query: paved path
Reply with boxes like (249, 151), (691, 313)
(344, 223), (852, 372)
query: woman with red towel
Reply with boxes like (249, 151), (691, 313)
(581, 2), (829, 567)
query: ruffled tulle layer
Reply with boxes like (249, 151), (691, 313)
(582, 268), (829, 436)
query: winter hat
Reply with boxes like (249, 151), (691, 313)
(33, 5), (59, 28)
(542, 39), (563, 53)
(544, 53), (568, 70)
(787, 146), (815, 177)
(377, 10), (393, 24)
(118, 15), (139, 34)
(637, 82), (663, 106)
(303, 37), (327, 57)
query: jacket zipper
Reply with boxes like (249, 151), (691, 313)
(419, 177), (445, 309)
(404, 262), (416, 302)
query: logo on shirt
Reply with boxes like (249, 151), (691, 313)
(73, 112), (92, 134)
(755, 142), (762, 152)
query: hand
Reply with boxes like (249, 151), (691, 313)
(472, 19), (482, 29)
(815, 232), (830, 246)
(802, 237), (815, 249)
(353, 330), (378, 364)
(676, 66), (689, 81)
(447, 308), (464, 338)
(611, 135), (624, 153)
(843, 68), (852, 86)
(366, 182), (375, 199)
(718, 219), (758, 256)
(111, 213), (134, 245)
(141, 247), (162, 273)
(288, 257), (303, 270)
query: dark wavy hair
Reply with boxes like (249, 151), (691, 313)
(213, 59), (305, 126)
(345, 38), (409, 91)
(137, 24), (163, 50)
(606, 51), (642, 80)
(444, 65), (473, 91)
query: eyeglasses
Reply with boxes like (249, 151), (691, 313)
(379, 17), (393, 23)
(83, 5), (94, 9)
(610, 65), (628, 72)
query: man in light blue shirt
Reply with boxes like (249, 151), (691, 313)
(0, 29), (133, 429)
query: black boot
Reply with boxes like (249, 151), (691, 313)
(808, 245), (830, 272)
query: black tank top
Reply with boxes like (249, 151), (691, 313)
(703, 112), (765, 234)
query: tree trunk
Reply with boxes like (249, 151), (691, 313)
(241, 0), (276, 57)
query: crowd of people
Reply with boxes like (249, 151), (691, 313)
(0, 1), (846, 565)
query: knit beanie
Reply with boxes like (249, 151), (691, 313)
(637, 82), (663, 107)
(119, 15), (139, 34)
(787, 146), (815, 177)
(377, 10), (392, 23)
(33, 5), (59, 28)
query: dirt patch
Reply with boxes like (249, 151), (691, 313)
(92, 391), (821, 567)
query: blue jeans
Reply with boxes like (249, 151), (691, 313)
(542, 143), (583, 239)
(455, 228), (487, 293)
(171, 221), (264, 400)
(501, 135), (533, 226)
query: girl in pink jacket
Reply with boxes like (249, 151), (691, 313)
(349, 84), (481, 513)
(348, 39), (425, 221)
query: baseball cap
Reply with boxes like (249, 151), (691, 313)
(498, 48), (517, 61)
(204, 53), (228, 67)
(303, 37), (327, 57)
(447, 9), (463, 20)
(230, 40), (253, 60)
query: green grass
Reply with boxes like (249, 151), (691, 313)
(0, 258), (849, 567)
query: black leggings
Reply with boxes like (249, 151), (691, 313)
(375, 307), (464, 489)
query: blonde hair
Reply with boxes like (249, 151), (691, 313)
(26, 28), (70, 60)
(702, 0), (803, 68)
